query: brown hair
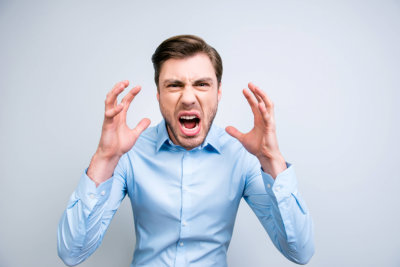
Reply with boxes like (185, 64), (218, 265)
(151, 35), (223, 89)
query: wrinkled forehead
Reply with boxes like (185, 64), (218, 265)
(159, 53), (217, 84)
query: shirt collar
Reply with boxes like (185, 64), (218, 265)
(155, 120), (221, 154)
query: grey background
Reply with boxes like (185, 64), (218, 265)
(1, 0), (399, 266)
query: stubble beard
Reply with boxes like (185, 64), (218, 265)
(160, 102), (218, 150)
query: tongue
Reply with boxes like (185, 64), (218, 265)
(183, 120), (196, 129)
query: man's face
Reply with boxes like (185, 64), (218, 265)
(157, 53), (221, 150)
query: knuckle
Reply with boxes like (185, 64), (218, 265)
(105, 98), (112, 106)
(132, 128), (140, 136)
(105, 108), (117, 118)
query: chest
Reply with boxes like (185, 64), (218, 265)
(127, 149), (246, 221)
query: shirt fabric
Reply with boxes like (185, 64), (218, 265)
(57, 120), (314, 267)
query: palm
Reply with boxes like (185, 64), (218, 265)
(238, 126), (263, 156)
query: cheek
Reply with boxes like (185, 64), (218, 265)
(160, 94), (179, 114)
(202, 94), (219, 110)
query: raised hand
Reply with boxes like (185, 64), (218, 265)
(225, 82), (286, 179)
(98, 80), (150, 158)
(87, 80), (150, 185)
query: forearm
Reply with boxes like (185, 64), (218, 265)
(268, 191), (314, 264)
(57, 167), (122, 266)
(262, 165), (315, 264)
(57, 199), (105, 266)
(87, 150), (121, 187)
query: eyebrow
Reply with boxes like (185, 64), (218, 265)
(163, 79), (184, 86)
(162, 77), (214, 86)
(194, 78), (214, 84)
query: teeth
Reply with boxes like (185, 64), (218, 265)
(180, 115), (197, 120)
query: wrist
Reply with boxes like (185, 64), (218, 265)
(258, 153), (286, 179)
(95, 147), (122, 162)
(87, 151), (121, 186)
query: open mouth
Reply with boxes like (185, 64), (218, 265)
(178, 113), (201, 136)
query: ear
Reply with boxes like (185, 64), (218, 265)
(157, 91), (159, 102)
(217, 82), (222, 102)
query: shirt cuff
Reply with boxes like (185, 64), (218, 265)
(261, 162), (298, 198)
(74, 168), (114, 210)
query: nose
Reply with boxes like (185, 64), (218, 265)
(180, 86), (197, 107)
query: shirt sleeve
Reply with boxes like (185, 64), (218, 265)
(57, 154), (129, 266)
(243, 157), (315, 264)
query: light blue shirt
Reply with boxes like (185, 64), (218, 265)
(57, 120), (314, 266)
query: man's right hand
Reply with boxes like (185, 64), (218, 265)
(87, 80), (151, 186)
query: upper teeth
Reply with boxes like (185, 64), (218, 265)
(180, 115), (197, 120)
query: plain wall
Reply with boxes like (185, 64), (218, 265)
(1, 0), (399, 266)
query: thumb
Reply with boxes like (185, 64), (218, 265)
(225, 126), (244, 142)
(131, 118), (151, 138)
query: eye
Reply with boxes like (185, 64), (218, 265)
(167, 83), (181, 88)
(197, 82), (210, 87)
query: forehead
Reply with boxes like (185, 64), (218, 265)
(159, 53), (216, 82)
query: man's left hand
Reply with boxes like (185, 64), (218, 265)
(226, 82), (287, 179)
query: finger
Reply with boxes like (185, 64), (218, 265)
(243, 89), (259, 115)
(225, 126), (245, 142)
(105, 103), (124, 119)
(247, 82), (263, 103)
(131, 118), (151, 138)
(120, 85), (142, 122)
(121, 86), (142, 112)
(105, 80), (129, 111)
(250, 82), (275, 115)
(243, 89), (262, 123)
(255, 88), (274, 115)
(257, 101), (271, 124)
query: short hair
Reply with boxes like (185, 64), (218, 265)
(151, 35), (223, 89)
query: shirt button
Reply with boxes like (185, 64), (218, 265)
(267, 184), (271, 189)
(179, 242), (184, 246)
(182, 222), (187, 227)
(100, 190), (106, 196)
(89, 194), (95, 199)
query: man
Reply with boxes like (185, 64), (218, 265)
(58, 35), (314, 266)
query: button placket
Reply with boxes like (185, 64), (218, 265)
(180, 151), (192, 239)
(175, 152), (189, 266)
